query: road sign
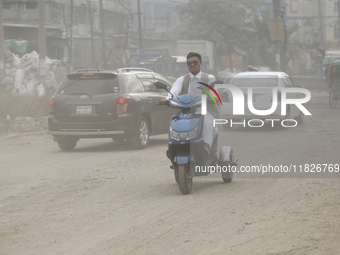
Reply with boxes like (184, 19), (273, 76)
(270, 19), (285, 40)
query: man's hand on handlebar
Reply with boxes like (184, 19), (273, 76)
(159, 99), (169, 105)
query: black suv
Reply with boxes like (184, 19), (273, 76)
(48, 68), (176, 150)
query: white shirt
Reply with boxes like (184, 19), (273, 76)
(166, 71), (216, 99)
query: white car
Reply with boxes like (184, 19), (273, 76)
(215, 72), (306, 129)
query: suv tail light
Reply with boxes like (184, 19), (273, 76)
(116, 96), (130, 114)
(49, 98), (55, 114)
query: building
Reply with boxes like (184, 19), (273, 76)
(2, 0), (131, 69)
(129, 0), (178, 54)
(285, 0), (340, 49)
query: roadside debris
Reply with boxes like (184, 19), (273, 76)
(0, 116), (48, 133)
(0, 50), (69, 96)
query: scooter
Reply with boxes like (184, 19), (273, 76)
(155, 81), (238, 195)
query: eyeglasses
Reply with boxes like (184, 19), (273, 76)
(187, 61), (199, 66)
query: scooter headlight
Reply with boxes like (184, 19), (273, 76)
(170, 127), (180, 141)
(170, 125), (199, 142)
(187, 125), (199, 140)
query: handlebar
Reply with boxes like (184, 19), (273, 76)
(158, 100), (171, 107)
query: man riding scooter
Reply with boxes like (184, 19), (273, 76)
(159, 52), (219, 158)
(157, 52), (235, 194)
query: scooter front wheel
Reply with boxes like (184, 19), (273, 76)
(177, 164), (192, 195)
(174, 168), (179, 184)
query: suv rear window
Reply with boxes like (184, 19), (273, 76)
(57, 73), (119, 95)
(124, 75), (145, 93)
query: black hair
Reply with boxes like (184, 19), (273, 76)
(187, 52), (202, 63)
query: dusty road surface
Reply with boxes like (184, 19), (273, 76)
(1, 85), (340, 255)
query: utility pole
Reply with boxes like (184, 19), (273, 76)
(99, 0), (106, 68)
(272, 0), (281, 71)
(318, 0), (325, 48)
(70, 0), (73, 71)
(87, 0), (95, 66)
(280, 6), (288, 73)
(338, 0), (340, 46)
(0, 0), (5, 82)
(137, 0), (143, 49)
(38, 0), (46, 85)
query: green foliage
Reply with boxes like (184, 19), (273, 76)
(286, 23), (302, 60)
(174, 1), (302, 71)
(245, 11), (276, 69)
(0, 92), (51, 119)
(176, 0), (250, 55)
(287, 22), (300, 37)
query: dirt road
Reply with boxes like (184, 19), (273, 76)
(1, 86), (340, 255)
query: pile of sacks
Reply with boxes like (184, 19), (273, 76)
(0, 50), (69, 96)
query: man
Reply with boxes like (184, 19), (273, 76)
(160, 52), (217, 157)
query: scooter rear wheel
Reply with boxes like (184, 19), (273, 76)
(222, 168), (233, 183)
(178, 164), (192, 195)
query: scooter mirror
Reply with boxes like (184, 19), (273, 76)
(155, 81), (174, 98)
(154, 81), (168, 90)
(210, 80), (223, 88)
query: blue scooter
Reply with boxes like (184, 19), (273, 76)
(155, 81), (238, 195)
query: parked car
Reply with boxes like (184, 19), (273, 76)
(48, 67), (177, 151)
(215, 72), (305, 129)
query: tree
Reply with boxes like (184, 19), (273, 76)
(244, 11), (276, 69)
(283, 22), (302, 72)
(59, 0), (74, 70)
(174, 0), (250, 71)
(173, 1), (302, 72)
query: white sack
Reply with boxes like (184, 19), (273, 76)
(14, 69), (25, 90)
(12, 55), (22, 68)
(1, 76), (14, 86)
(37, 84), (45, 97)
(19, 85), (27, 95)
(26, 80), (35, 95)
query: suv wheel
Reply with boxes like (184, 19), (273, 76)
(57, 137), (77, 151)
(133, 116), (149, 149)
